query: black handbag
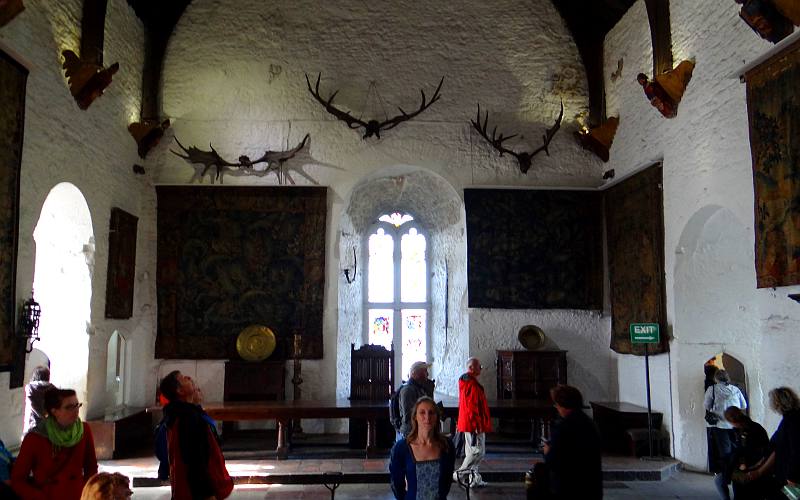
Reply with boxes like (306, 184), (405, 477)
(705, 385), (720, 425)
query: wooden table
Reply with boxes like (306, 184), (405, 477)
(203, 397), (555, 459)
(590, 401), (663, 454)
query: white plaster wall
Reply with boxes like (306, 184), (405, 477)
(148, 0), (605, 428)
(605, 0), (800, 469)
(0, 0), (151, 447)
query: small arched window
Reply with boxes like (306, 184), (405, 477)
(365, 212), (430, 380)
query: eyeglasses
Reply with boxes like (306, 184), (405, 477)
(62, 402), (83, 411)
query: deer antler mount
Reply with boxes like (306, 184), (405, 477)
(471, 100), (564, 174)
(305, 73), (443, 139)
(171, 133), (310, 183)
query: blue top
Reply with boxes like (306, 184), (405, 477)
(389, 438), (456, 500)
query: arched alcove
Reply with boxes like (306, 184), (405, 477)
(337, 166), (467, 400)
(671, 205), (757, 470)
(32, 183), (94, 410)
(106, 330), (129, 411)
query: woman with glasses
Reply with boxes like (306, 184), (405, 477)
(11, 388), (98, 500)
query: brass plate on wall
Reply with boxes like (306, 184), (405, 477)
(518, 325), (546, 350)
(236, 325), (276, 361)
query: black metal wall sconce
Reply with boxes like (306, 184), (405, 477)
(19, 291), (41, 354)
(343, 247), (357, 284)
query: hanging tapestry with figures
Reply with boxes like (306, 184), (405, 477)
(156, 186), (327, 359)
(746, 39), (800, 288)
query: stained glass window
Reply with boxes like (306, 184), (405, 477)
(379, 212), (414, 227)
(401, 309), (427, 378)
(401, 228), (426, 302)
(368, 228), (393, 302)
(368, 309), (394, 349)
(366, 212), (429, 380)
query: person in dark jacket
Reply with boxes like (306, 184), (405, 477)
(747, 387), (800, 499)
(723, 406), (772, 500)
(159, 371), (233, 500)
(390, 396), (455, 500)
(398, 361), (434, 438)
(533, 384), (602, 500)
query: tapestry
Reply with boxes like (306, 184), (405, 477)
(746, 39), (800, 288)
(605, 165), (668, 355)
(464, 189), (602, 309)
(105, 208), (138, 319)
(0, 51), (27, 370)
(156, 186), (327, 359)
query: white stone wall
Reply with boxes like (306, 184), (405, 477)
(605, 0), (800, 469)
(0, 0), (149, 447)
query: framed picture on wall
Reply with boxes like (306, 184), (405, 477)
(105, 208), (138, 319)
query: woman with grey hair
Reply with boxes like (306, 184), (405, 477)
(746, 387), (800, 497)
(22, 366), (54, 437)
(704, 369), (747, 499)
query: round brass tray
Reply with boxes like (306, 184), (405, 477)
(518, 325), (546, 351)
(236, 325), (277, 362)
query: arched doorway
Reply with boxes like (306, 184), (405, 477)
(32, 183), (94, 409)
(672, 205), (757, 470)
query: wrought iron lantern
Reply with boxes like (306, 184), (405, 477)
(19, 291), (41, 353)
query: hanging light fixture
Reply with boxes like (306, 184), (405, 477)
(19, 290), (41, 353)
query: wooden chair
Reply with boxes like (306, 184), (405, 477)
(222, 360), (286, 440)
(349, 343), (395, 448)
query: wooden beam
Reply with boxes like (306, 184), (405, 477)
(645, 0), (673, 76)
(80, 0), (108, 65)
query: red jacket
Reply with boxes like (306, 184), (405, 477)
(11, 422), (97, 500)
(166, 401), (233, 500)
(456, 374), (492, 433)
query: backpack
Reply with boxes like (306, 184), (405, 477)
(389, 384), (405, 432)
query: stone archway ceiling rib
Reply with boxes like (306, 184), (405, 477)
(549, 0), (638, 125)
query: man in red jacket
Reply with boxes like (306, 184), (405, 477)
(159, 371), (234, 500)
(454, 357), (492, 488)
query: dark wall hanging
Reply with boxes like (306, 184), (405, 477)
(470, 101), (563, 174)
(745, 39), (800, 288)
(105, 208), (138, 319)
(605, 165), (668, 355)
(156, 186), (327, 360)
(305, 73), (443, 139)
(0, 50), (26, 374)
(465, 189), (602, 309)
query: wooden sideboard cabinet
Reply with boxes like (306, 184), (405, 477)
(496, 350), (568, 401)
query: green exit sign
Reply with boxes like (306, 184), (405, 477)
(630, 323), (660, 344)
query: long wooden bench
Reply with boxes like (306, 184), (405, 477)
(87, 407), (150, 459)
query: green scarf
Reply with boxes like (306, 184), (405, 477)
(44, 416), (83, 448)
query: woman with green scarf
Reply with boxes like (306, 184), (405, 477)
(11, 388), (98, 500)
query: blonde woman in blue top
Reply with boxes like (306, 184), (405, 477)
(390, 396), (456, 499)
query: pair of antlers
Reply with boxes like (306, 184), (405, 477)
(171, 133), (310, 180)
(305, 73), (444, 139)
(471, 101), (564, 174)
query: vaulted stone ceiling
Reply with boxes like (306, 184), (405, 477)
(125, 0), (639, 124)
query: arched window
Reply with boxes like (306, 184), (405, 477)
(365, 212), (430, 380)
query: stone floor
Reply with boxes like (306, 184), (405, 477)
(120, 474), (718, 499)
(101, 455), (718, 499)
